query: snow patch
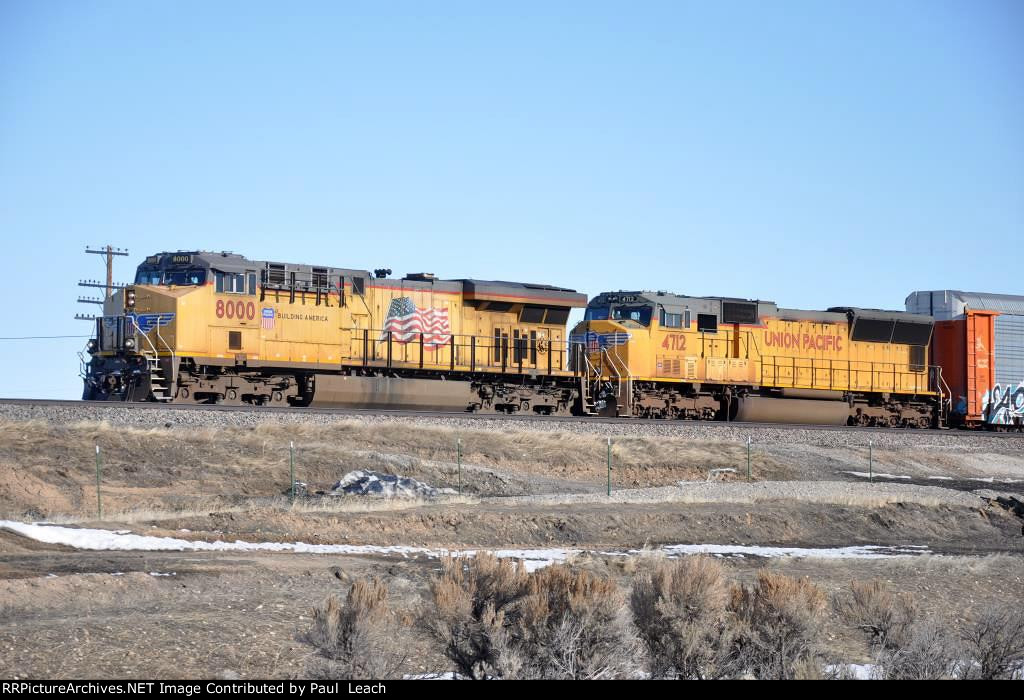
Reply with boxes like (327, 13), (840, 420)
(826, 663), (876, 680)
(844, 471), (912, 480)
(654, 544), (930, 559)
(329, 470), (457, 499)
(403, 672), (467, 680)
(0, 521), (935, 568)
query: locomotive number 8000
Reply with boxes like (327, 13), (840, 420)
(216, 300), (256, 321)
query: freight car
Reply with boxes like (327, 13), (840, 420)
(906, 290), (1024, 430)
(571, 291), (942, 426)
(82, 251), (587, 413)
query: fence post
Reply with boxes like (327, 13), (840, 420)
(95, 444), (102, 520)
(746, 436), (752, 481)
(290, 440), (296, 502)
(868, 440), (873, 483)
(457, 438), (462, 495)
(606, 437), (612, 497)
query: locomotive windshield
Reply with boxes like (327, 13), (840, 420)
(611, 306), (652, 326)
(135, 267), (208, 286)
(583, 306), (610, 321)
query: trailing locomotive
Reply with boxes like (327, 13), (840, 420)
(82, 251), (586, 413)
(571, 291), (941, 427)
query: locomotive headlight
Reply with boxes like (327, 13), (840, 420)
(124, 337), (135, 350)
(87, 339), (97, 353)
(126, 289), (136, 309)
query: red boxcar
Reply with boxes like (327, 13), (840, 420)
(907, 291), (1024, 430)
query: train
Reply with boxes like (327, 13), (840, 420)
(80, 250), (1024, 430)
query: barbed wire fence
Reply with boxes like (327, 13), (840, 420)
(0, 432), (945, 524)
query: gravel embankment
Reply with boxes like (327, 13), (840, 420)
(489, 479), (998, 509)
(1, 400), (1022, 451)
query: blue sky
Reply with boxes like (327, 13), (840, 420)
(1, 0), (1021, 399)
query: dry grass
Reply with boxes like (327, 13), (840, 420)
(517, 565), (640, 679)
(631, 556), (738, 679)
(491, 483), (959, 509)
(729, 571), (829, 679)
(37, 494), (480, 525)
(423, 553), (530, 680)
(0, 418), (786, 519)
(959, 603), (1024, 680)
(422, 554), (640, 679)
(834, 580), (917, 650)
(302, 577), (408, 680)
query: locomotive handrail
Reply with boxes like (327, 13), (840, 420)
(352, 327), (574, 375)
(758, 354), (933, 395)
(153, 320), (176, 390)
(600, 347), (624, 413)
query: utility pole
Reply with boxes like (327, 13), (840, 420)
(77, 245), (129, 320)
(85, 245), (130, 300)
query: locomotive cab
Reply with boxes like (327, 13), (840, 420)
(83, 251), (250, 402)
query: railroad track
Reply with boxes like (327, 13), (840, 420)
(2, 397), (1022, 439)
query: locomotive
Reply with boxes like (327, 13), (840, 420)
(82, 249), (974, 427)
(572, 291), (940, 427)
(82, 251), (587, 413)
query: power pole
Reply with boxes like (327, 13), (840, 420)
(85, 245), (129, 299)
(77, 245), (129, 320)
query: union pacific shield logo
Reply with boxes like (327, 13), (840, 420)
(127, 313), (175, 333)
(569, 331), (631, 351)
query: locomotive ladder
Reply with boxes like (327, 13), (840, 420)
(133, 318), (175, 402)
(602, 347), (632, 416)
(142, 352), (173, 402)
(574, 343), (601, 415)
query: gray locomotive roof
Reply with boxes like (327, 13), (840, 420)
(142, 251), (372, 278)
(590, 291), (926, 324)
(906, 290), (1024, 318)
(827, 307), (934, 323)
(141, 251), (583, 298)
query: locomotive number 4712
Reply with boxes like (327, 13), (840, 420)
(661, 334), (687, 351)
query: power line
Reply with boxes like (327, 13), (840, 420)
(0, 335), (92, 340)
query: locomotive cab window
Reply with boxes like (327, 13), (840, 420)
(215, 272), (246, 294)
(660, 309), (683, 328)
(611, 306), (652, 326)
(584, 306), (609, 321)
(135, 268), (161, 285)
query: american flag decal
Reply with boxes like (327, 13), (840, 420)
(379, 297), (451, 347)
(261, 307), (275, 330)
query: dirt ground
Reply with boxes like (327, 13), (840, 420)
(1, 417), (1022, 679)
(2, 531), (1022, 679)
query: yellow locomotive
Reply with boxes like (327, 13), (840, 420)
(571, 291), (941, 426)
(83, 251), (586, 413)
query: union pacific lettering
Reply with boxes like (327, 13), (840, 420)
(763, 331), (843, 352)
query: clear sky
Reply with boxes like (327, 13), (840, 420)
(1, 0), (1021, 399)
